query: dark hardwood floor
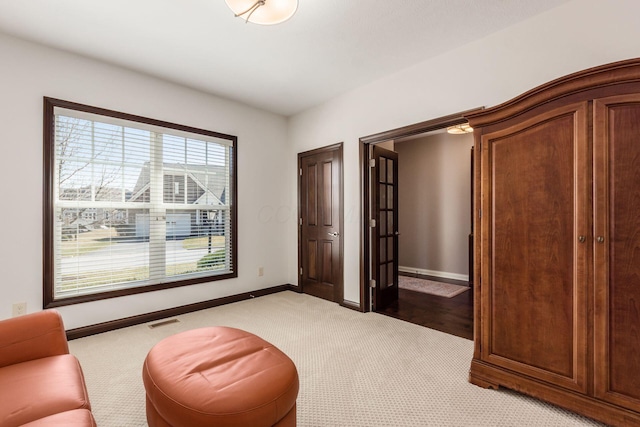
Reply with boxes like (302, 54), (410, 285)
(377, 273), (474, 340)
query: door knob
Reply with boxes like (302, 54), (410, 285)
(578, 235), (586, 243)
(597, 236), (605, 243)
(328, 232), (340, 237)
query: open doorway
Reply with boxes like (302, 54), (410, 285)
(359, 109), (480, 339)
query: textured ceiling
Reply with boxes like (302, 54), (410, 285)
(0, 0), (571, 116)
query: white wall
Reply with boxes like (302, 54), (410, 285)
(0, 33), (290, 328)
(4, 0), (640, 325)
(396, 132), (473, 280)
(287, 0), (640, 304)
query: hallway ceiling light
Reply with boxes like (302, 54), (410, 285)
(446, 123), (474, 134)
(225, 0), (298, 25)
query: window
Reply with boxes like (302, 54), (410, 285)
(43, 98), (237, 306)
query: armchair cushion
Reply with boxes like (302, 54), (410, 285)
(20, 409), (97, 427)
(0, 355), (92, 426)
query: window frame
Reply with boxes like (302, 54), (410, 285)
(43, 97), (238, 308)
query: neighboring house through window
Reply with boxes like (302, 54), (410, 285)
(43, 98), (237, 306)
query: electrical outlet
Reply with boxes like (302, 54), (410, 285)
(12, 302), (27, 317)
(258, 267), (264, 277)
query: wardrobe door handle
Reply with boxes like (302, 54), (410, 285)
(578, 235), (586, 243)
(597, 236), (605, 244)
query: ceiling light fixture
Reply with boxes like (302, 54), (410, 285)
(225, 0), (298, 25)
(446, 123), (474, 134)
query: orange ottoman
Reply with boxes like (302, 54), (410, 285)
(142, 326), (299, 427)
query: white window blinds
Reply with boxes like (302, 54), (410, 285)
(46, 100), (236, 303)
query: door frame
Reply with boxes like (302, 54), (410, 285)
(359, 108), (481, 312)
(298, 142), (344, 304)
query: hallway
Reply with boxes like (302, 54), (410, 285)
(378, 274), (473, 340)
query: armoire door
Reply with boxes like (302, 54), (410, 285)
(480, 102), (589, 393)
(593, 94), (640, 411)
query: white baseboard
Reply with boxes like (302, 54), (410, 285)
(398, 266), (469, 282)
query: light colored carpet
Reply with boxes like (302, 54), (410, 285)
(68, 291), (603, 426)
(399, 275), (469, 298)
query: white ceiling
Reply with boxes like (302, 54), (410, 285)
(0, 0), (571, 116)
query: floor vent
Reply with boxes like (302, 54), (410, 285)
(148, 318), (179, 329)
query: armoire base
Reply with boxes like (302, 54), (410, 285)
(469, 359), (640, 427)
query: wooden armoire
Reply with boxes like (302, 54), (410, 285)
(466, 58), (640, 426)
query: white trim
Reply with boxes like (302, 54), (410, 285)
(398, 266), (469, 282)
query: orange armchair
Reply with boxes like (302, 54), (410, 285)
(0, 310), (96, 426)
